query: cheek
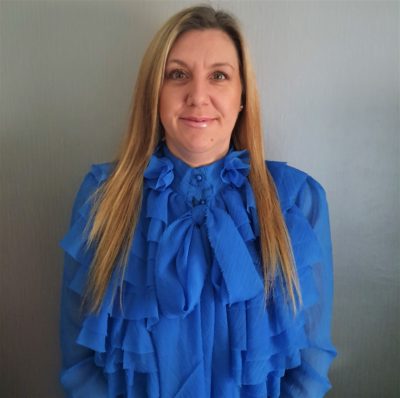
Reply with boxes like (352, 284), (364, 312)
(219, 87), (242, 117)
(159, 88), (168, 113)
(221, 101), (240, 125)
(160, 89), (182, 121)
(159, 90), (173, 126)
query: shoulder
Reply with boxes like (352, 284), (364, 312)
(74, 161), (114, 201)
(266, 160), (328, 213)
(85, 162), (114, 185)
(69, 162), (115, 224)
(76, 162), (114, 193)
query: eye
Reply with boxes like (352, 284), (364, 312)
(211, 71), (228, 81)
(166, 69), (188, 80)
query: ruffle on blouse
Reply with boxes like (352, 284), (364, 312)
(61, 163), (160, 398)
(61, 148), (332, 397)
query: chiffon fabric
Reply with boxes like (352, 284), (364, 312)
(60, 143), (336, 398)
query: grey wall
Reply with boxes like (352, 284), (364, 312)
(0, 1), (398, 397)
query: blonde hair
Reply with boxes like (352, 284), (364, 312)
(84, 5), (300, 313)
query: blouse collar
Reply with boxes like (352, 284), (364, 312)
(144, 142), (250, 204)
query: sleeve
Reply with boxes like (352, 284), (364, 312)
(280, 175), (337, 397)
(59, 171), (108, 397)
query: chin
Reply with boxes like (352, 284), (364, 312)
(184, 138), (223, 154)
(167, 133), (229, 159)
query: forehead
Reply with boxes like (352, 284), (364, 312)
(167, 29), (239, 65)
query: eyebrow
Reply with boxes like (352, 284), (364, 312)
(166, 59), (235, 70)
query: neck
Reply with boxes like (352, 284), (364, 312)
(164, 141), (230, 168)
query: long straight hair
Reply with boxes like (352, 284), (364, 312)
(84, 5), (300, 313)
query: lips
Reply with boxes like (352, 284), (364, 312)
(179, 116), (216, 128)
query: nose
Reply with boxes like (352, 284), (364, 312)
(185, 77), (209, 107)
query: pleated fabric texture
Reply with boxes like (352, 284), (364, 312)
(60, 143), (336, 398)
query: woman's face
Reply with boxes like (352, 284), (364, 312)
(159, 29), (242, 167)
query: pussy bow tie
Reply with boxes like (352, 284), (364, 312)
(144, 148), (264, 318)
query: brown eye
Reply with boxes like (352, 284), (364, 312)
(212, 71), (228, 80)
(167, 69), (188, 80)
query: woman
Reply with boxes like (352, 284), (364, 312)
(60, 5), (336, 398)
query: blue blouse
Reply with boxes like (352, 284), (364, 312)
(60, 143), (336, 398)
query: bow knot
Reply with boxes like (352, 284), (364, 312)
(155, 206), (263, 318)
(144, 156), (174, 191)
(220, 150), (250, 187)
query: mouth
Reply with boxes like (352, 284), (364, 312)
(179, 116), (216, 128)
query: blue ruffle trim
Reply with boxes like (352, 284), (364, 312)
(60, 153), (332, 397)
(61, 163), (160, 398)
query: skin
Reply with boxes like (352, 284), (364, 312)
(159, 29), (243, 167)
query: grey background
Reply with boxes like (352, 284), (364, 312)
(0, 0), (398, 397)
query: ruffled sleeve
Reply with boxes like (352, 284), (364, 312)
(59, 164), (111, 398)
(277, 168), (337, 397)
